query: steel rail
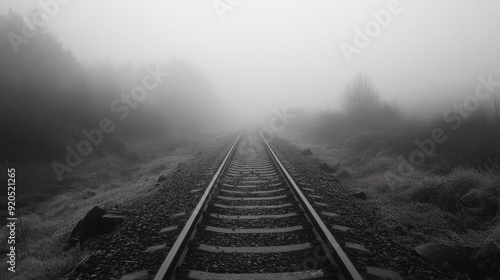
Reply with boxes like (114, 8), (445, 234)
(154, 131), (244, 280)
(154, 129), (362, 280)
(258, 129), (363, 280)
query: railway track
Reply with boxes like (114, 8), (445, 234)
(154, 129), (363, 280)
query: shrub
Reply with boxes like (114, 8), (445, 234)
(342, 72), (381, 115)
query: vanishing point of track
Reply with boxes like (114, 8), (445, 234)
(153, 129), (363, 280)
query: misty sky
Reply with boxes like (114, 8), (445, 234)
(2, 0), (500, 118)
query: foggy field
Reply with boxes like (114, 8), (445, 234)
(0, 135), (218, 279)
(1, 0), (500, 279)
(281, 124), (499, 249)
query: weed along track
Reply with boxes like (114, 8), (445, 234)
(154, 129), (362, 280)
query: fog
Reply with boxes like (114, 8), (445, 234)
(2, 0), (500, 121)
(3, 2), (500, 279)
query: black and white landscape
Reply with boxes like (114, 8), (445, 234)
(0, 1), (499, 279)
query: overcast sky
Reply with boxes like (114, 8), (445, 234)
(2, 0), (500, 118)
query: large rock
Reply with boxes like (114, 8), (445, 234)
(353, 190), (367, 201)
(69, 206), (124, 247)
(414, 243), (483, 278)
(319, 163), (337, 173)
(301, 149), (313, 155)
(158, 175), (167, 182)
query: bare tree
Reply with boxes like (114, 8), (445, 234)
(342, 73), (381, 114)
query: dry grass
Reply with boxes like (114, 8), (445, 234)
(0, 137), (208, 280)
(280, 129), (499, 251)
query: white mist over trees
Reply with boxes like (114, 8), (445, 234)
(0, 10), (224, 163)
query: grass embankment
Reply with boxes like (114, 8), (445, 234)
(281, 128), (499, 252)
(0, 136), (210, 280)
